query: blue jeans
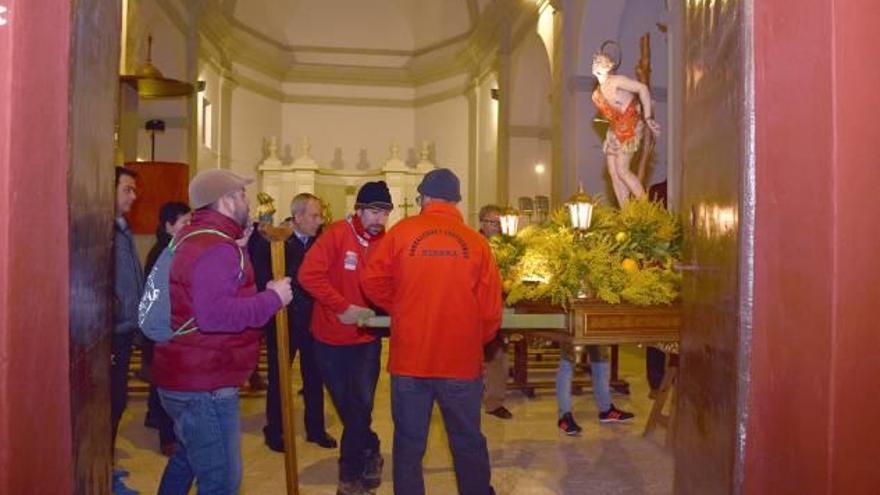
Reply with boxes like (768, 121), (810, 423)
(391, 375), (492, 495)
(157, 387), (242, 495)
(556, 345), (611, 417)
(314, 339), (381, 483)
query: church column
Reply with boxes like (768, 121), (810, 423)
(184, 3), (202, 173)
(495, 23), (513, 206)
(548, 0), (578, 205)
(467, 77), (479, 224)
(218, 68), (237, 170)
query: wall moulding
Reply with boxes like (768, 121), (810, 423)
(234, 71), (470, 109)
(510, 125), (552, 140)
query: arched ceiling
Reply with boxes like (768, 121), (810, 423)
(232, 0), (474, 53)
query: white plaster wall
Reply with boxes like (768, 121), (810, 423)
(509, 31), (552, 210)
(135, 100), (188, 163)
(280, 104), (415, 171)
(510, 33), (552, 126)
(415, 96), (470, 219)
(280, 0), (415, 50)
(509, 137), (552, 202)
(229, 87), (282, 202)
(126, 0), (189, 165)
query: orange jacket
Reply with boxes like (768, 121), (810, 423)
(298, 218), (378, 346)
(360, 202), (502, 379)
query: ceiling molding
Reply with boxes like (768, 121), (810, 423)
(234, 70), (469, 109)
(510, 125), (552, 140)
(285, 63), (413, 87)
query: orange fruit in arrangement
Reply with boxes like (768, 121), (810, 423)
(621, 258), (639, 273)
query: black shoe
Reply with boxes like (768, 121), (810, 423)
(558, 412), (583, 436)
(486, 406), (513, 419)
(598, 404), (635, 423)
(263, 429), (285, 453)
(336, 479), (369, 495)
(306, 432), (338, 449)
(361, 451), (384, 489)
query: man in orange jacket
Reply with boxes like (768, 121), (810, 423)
(361, 168), (502, 495)
(298, 181), (392, 495)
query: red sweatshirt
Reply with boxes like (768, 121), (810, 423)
(360, 202), (502, 380)
(298, 216), (379, 345)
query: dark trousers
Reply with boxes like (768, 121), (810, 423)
(148, 385), (178, 445)
(314, 339), (381, 483)
(646, 346), (667, 391)
(111, 332), (134, 445)
(265, 326), (327, 440)
(391, 375), (493, 495)
(143, 340), (177, 445)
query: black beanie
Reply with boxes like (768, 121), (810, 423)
(356, 181), (393, 210)
(417, 168), (461, 202)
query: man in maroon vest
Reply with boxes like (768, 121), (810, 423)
(152, 169), (292, 494)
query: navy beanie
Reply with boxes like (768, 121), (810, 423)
(417, 168), (461, 202)
(356, 181), (393, 210)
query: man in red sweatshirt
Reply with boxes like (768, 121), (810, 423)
(298, 181), (392, 495)
(152, 169), (293, 494)
(361, 168), (502, 495)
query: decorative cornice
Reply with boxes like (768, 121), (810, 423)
(234, 71), (468, 109)
(510, 125), (552, 140)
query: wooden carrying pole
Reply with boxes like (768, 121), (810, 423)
(270, 240), (300, 495)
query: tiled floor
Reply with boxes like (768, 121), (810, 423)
(117, 345), (673, 494)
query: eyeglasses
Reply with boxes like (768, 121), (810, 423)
(480, 219), (501, 226)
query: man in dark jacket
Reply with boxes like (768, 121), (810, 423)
(112, 166), (143, 495)
(152, 169), (292, 494)
(249, 193), (337, 452)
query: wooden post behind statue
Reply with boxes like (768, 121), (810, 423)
(634, 33), (656, 185)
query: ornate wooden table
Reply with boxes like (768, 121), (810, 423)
(503, 300), (681, 396)
(366, 300), (681, 396)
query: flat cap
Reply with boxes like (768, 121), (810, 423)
(189, 169), (254, 209)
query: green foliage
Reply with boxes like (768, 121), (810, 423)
(490, 199), (683, 307)
(620, 267), (682, 305)
(612, 198), (682, 263)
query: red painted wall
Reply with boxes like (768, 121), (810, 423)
(829, 0), (880, 490)
(0, 0), (74, 492)
(748, 0), (880, 492)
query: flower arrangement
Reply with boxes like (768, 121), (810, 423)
(492, 198), (682, 308)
